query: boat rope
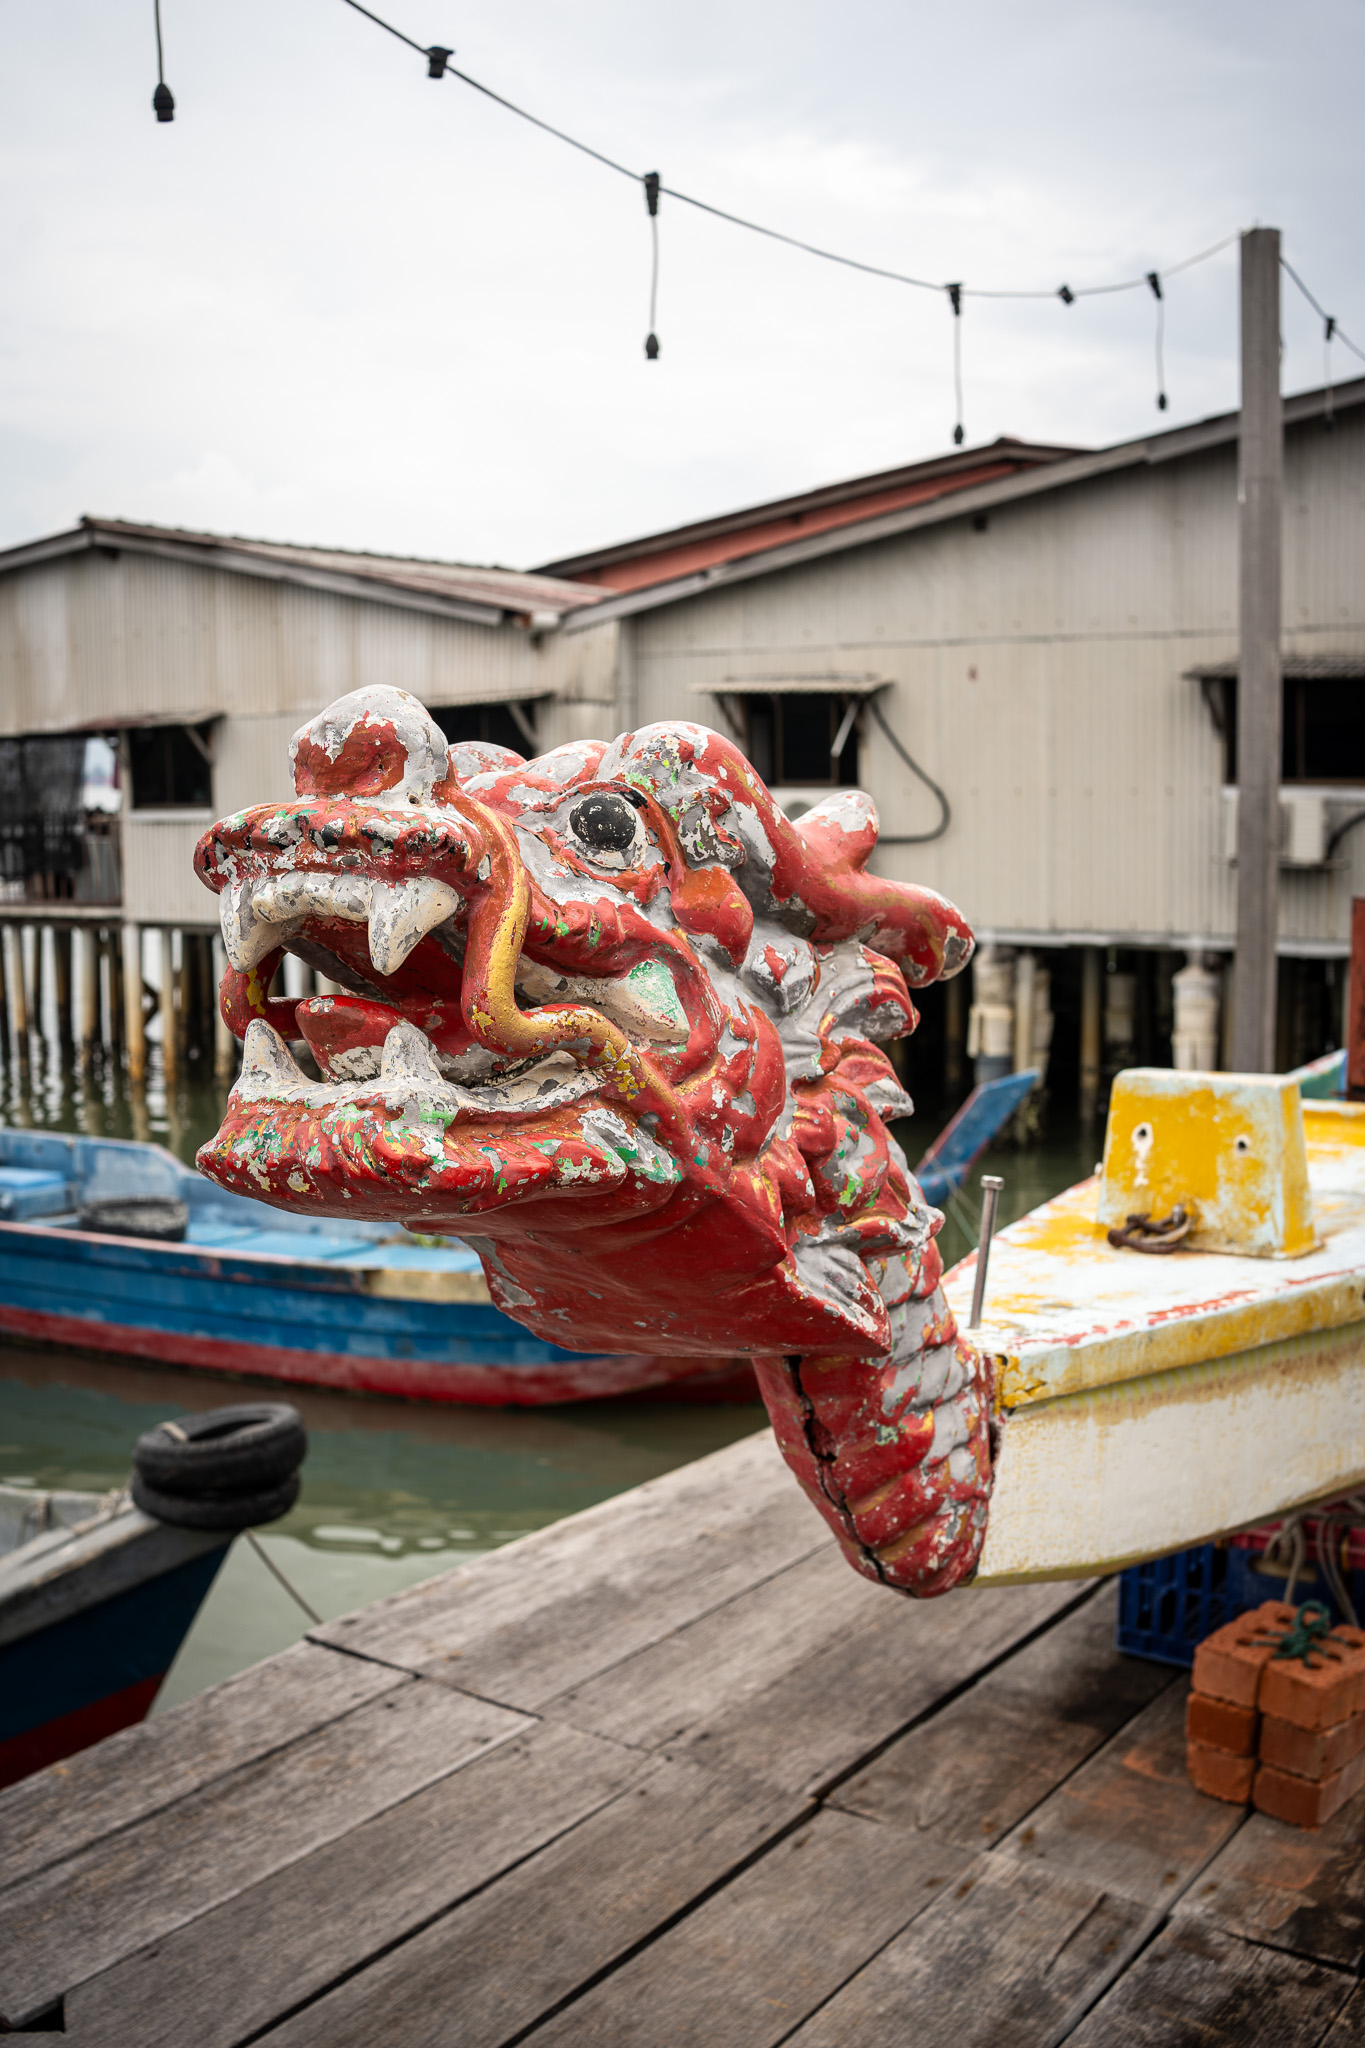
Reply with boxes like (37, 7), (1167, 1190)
(1256, 1494), (1365, 1626)
(1106, 1206), (1191, 1254)
(245, 1528), (323, 1625)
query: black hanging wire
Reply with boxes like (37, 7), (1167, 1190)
(333, 3), (1249, 310)
(947, 283), (964, 446)
(1281, 259), (1365, 385)
(1147, 271), (1167, 411)
(152, 0), (174, 122)
(866, 697), (952, 844)
(643, 172), (661, 361)
(1324, 313), (1337, 428)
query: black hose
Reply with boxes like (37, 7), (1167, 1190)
(867, 695), (952, 844)
(1326, 809), (1365, 861)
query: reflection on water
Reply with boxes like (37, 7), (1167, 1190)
(0, 1343), (766, 1710)
(0, 1040), (230, 1165)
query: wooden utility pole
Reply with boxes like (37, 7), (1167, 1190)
(1231, 227), (1283, 1073)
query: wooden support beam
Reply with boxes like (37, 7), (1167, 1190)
(122, 923), (145, 1085)
(78, 927), (100, 1064)
(211, 936), (236, 1081)
(1231, 226), (1283, 1073)
(1080, 945), (1102, 1119)
(1348, 897), (1365, 1099)
(160, 929), (179, 1087)
(10, 926), (30, 1051)
(53, 927), (72, 1048)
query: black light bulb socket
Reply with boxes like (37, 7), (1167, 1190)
(644, 171), (660, 217)
(1058, 283), (1074, 305)
(1147, 270), (1163, 301)
(152, 81), (175, 122)
(952, 423), (965, 446)
(426, 46), (452, 78)
(644, 332), (660, 360)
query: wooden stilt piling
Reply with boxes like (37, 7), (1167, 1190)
(78, 927), (99, 1065)
(122, 923), (145, 1085)
(212, 935), (235, 1080)
(54, 927), (73, 1049)
(1080, 945), (1102, 1122)
(160, 929), (179, 1088)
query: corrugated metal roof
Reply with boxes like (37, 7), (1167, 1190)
(0, 518), (606, 628)
(537, 437), (1078, 590)
(561, 376), (1365, 633)
(1186, 655), (1365, 679)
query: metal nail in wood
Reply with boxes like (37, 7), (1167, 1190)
(968, 1174), (1005, 1329)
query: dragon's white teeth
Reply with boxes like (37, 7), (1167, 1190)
(237, 1019), (308, 1095)
(220, 880), (285, 973)
(367, 878), (462, 976)
(253, 872), (372, 926)
(378, 1018), (447, 1084)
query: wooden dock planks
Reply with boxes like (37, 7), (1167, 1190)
(2, 1428), (1363, 2044)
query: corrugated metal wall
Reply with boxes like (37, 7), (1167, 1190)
(0, 553), (620, 925)
(0, 552), (618, 735)
(631, 414), (1365, 953)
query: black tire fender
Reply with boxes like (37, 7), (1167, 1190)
(133, 1403), (307, 1497)
(132, 1470), (302, 1531)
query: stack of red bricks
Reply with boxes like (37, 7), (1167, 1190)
(1186, 1600), (1365, 1827)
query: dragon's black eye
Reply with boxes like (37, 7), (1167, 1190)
(569, 792), (640, 855)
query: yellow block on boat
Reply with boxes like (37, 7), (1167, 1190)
(1097, 1068), (1315, 1259)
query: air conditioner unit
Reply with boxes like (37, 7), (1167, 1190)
(1220, 790), (1329, 867)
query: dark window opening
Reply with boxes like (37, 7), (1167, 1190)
(1212, 676), (1365, 784)
(128, 723), (214, 809)
(432, 702), (534, 756)
(742, 693), (859, 787)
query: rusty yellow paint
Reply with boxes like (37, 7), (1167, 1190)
(1097, 1068), (1315, 1259)
(975, 1320), (1365, 1584)
(943, 1096), (1365, 1409)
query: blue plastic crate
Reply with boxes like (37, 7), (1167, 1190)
(1118, 1542), (1365, 1668)
(1117, 1545), (1232, 1668)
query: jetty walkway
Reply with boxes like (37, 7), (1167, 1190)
(2, 1431), (1363, 2044)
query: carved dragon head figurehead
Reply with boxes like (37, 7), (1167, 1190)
(196, 685), (994, 1595)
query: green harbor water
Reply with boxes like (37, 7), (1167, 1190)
(0, 1043), (1096, 1710)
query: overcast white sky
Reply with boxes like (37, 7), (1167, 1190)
(2, 1), (1361, 568)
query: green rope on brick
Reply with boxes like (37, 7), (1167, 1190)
(1249, 1600), (1350, 1666)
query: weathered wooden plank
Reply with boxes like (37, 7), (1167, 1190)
(1062, 1921), (1358, 2048)
(0, 1639), (404, 1892)
(546, 1549), (1087, 1796)
(61, 1722), (648, 2048)
(0, 1680), (530, 2031)
(517, 1805), (974, 2048)
(993, 1678), (1245, 1906)
(830, 1581), (1172, 1847)
(253, 1757), (808, 2048)
(779, 1852), (1153, 2048)
(312, 1431), (829, 1709)
(1174, 1786), (1365, 1970)
(1322, 1984), (1365, 2046)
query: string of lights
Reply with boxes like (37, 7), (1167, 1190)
(154, 1), (1365, 437)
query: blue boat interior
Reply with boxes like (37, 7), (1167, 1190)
(0, 1128), (485, 1281)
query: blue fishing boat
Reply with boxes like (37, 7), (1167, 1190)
(0, 1067), (1039, 1405)
(0, 1129), (678, 1404)
(0, 1401), (310, 1789)
(0, 1481), (229, 1790)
